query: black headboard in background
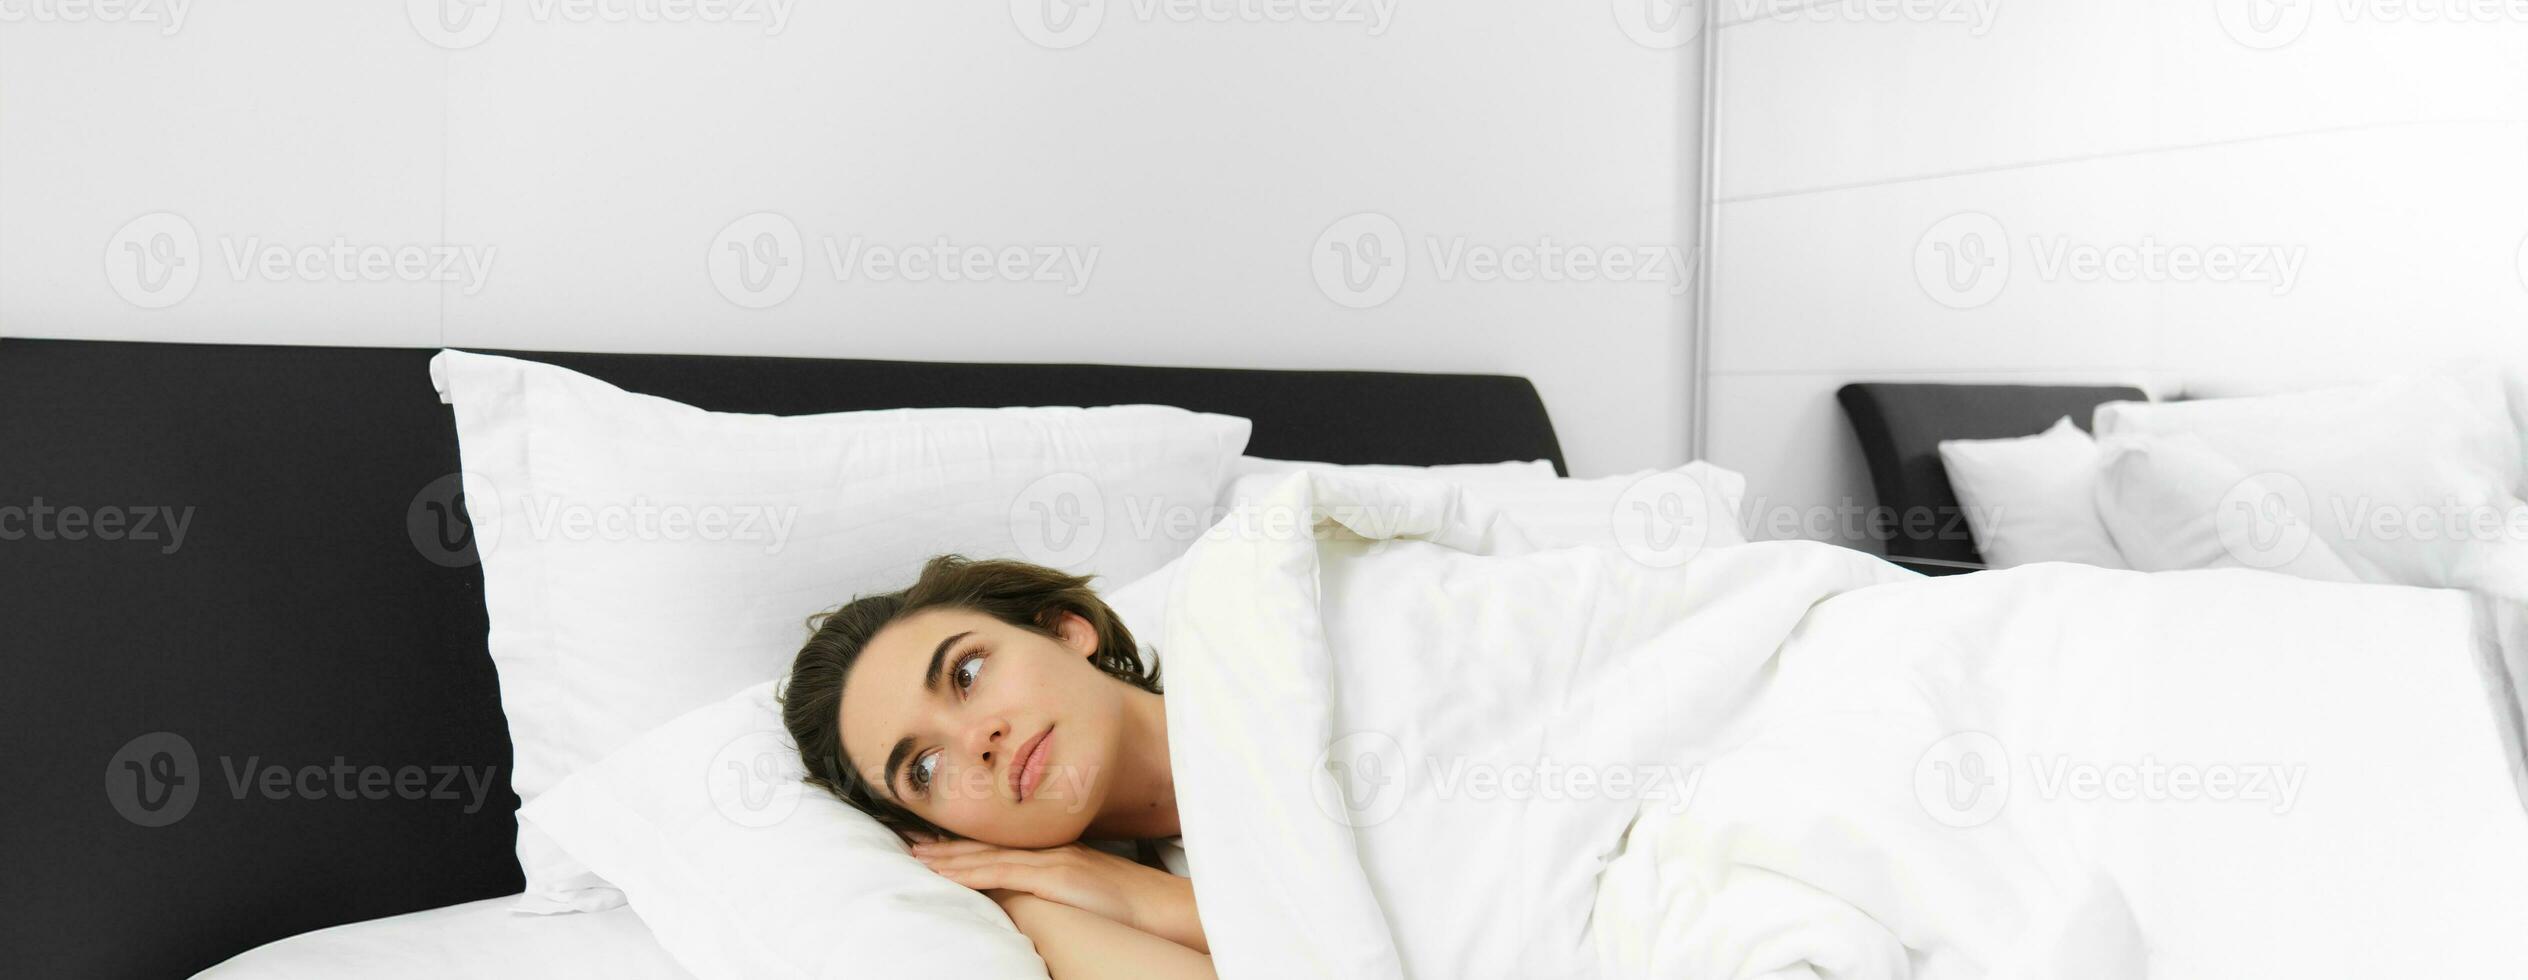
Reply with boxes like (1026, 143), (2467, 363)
(1837, 382), (2148, 573)
(0, 338), (1566, 979)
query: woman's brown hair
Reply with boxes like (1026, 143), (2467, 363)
(778, 554), (1160, 839)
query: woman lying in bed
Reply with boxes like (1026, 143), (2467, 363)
(781, 556), (1209, 980)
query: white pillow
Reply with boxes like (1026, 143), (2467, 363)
(518, 567), (1181, 980)
(2092, 367), (2528, 598)
(2092, 433), (2362, 581)
(430, 351), (1249, 912)
(1936, 416), (2128, 569)
(520, 681), (1050, 980)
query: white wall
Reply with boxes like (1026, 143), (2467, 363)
(1702, 0), (2528, 543)
(0, 0), (1707, 477)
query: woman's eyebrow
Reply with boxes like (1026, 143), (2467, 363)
(922, 630), (973, 693)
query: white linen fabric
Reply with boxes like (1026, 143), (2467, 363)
(1937, 416), (2128, 569)
(430, 351), (1249, 912)
(193, 895), (688, 980)
(1157, 470), (2528, 979)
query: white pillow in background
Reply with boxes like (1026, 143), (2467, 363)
(2092, 367), (2528, 598)
(430, 351), (1249, 913)
(2092, 433), (2361, 581)
(1936, 416), (2128, 570)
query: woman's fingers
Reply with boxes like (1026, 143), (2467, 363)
(907, 838), (1001, 858)
(928, 860), (1058, 898)
(919, 850), (1066, 874)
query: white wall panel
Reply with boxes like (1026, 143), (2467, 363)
(0, 4), (446, 346)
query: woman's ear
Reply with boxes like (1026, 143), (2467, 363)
(1051, 610), (1099, 657)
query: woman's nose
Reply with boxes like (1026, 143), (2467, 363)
(960, 717), (1006, 767)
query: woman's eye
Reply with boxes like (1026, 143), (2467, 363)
(953, 652), (982, 693)
(910, 752), (938, 793)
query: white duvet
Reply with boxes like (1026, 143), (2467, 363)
(1160, 471), (2528, 980)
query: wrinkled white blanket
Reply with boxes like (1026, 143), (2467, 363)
(1158, 471), (2528, 980)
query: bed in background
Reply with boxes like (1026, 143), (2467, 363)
(0, 338), (1567, 978)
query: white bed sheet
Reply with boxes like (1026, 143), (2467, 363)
(194, 894), (691, 980)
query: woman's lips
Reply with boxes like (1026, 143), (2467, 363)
(1011, 727), (1053, 802)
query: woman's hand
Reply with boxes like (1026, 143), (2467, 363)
(913, 839), (1206, 953)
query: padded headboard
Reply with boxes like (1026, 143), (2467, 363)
(1837, 382), (2148, 573)
(0, 338), (1565, 978)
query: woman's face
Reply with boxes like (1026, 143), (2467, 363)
(837, 607), (1126, 848)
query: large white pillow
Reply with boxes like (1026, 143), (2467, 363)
(2092, 432), (2362, 581)
(430, 351), (1248, 912)
(2092, 367), (2528, 598)
(518, 567), (1182, 980)
(521, 680), (1049, 980)
(1936, 416), (2128, 569)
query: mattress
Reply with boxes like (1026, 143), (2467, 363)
(192, 895), (690, 979)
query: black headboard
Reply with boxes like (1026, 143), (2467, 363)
(1836, 382), (2147, 573)
(0, 338), (1565, 979)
